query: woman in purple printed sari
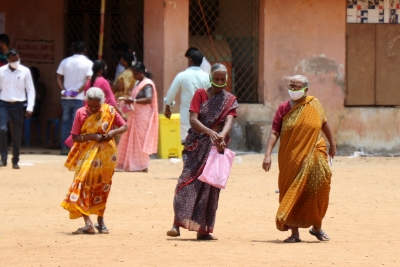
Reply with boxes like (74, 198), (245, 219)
(166, 63), (238, 240)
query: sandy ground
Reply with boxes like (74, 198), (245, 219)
(0, 152), (399, 267)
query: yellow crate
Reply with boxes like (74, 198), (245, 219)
(158, 114), (184, 159)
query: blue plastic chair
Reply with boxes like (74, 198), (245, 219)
(23, 118), (41, 147)
(46, 118), (60, 145)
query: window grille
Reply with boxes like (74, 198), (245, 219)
(65, 0), (144, 79)
(189, 0), (259, 103)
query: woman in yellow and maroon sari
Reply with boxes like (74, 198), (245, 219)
(61, 87), (127, 235)
(262, 75), (336, 243)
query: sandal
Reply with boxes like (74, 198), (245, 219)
(166, 227), (180, 237)
(94, 223), (109, 234)
(283, 236), (302, 243)
(72, 226), (95, 235)
(309, 228), (330, 241)
(196, 234), (218, 241)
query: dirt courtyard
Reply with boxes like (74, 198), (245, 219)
(0, 153), (399, 266)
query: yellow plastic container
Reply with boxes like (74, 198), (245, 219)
(158, 114), (184, 159)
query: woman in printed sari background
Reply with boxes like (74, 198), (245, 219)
(112, 51), (136, 104)
(61, 87), (127, 234)
(116, 62), (159, 172)
(166, 63), (238, 240)
(262, 75), (336, 243)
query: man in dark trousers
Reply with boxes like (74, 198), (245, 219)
(0, 49), (36, 169)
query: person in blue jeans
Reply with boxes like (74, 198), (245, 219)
(56, 41), (93, 155)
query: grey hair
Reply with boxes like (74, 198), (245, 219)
(210, 63), (227, 76)
(85, 87), (105, 103)
(288, 75), (309, 87)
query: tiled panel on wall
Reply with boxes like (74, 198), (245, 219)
(347, 0), (399, 23)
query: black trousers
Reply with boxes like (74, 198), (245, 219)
(0, 100), (25, 164)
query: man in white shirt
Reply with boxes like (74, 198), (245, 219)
(56, 41), (93, 155)
(164, 50), (210, 143)
(185, 47), (211, 75)
(0, 49), (35, 169)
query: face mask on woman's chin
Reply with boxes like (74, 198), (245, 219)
(288, 88), (306, 100)
(10, 60), (20, 69)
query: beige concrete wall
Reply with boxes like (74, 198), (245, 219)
(243, 0), (400, 154)
(144, 0), (189, 112)
(1, 1), (64, 143)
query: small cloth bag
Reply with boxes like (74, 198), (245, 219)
(198, 146), (236, 189)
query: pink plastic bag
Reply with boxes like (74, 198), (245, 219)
(198, 146), (236, 189)
(64, 134), (74, 148)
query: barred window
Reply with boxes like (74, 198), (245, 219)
(65, 0), (144, 79)
(189, 0), (259, 103)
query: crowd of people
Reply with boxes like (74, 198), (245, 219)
(0, 35), (336, 243)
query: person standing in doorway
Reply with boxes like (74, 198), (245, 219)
(114, 42), (137, 81)
(0, 49), (36, 169)
(164, 50), (210, 143)
(56, 41), (93, 155)
(185, 47), (211, 75)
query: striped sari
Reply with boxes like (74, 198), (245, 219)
(61, 104), (118, 219)
(276, 96), (332, 231)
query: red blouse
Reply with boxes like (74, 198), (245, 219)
(271, 101), (292, 133)
(71, 106), (126, 135)
(189, 89), (237, 117)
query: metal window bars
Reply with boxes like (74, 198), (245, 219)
(64, 0), (144, 80)
(189, 0), (259, 103)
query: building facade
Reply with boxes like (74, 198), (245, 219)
(1, 0), (399, 154)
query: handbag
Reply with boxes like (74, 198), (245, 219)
(198, 146), (236, 189)
(117, 99), (134, 115)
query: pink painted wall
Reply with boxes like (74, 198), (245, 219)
(1, 1), (64, 143)
(144, 0), (189, 112)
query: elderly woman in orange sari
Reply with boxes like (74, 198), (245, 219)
(116, 62), (158, 172)
(61, 87), (127, 234)
(262, 75), (336, 243)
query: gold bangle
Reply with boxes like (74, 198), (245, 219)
(81, 135), (84, 142)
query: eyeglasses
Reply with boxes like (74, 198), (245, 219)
(287, 84), (305, 91)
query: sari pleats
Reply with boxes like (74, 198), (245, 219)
(276, 96), (332, 231)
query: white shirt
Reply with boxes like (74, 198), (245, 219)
(0, 64), (36, 112)
(200, 58), (211, 75)
(164, 66), (210, 139)
(114, 63), (125, 80)
(56, 54), (93, 100)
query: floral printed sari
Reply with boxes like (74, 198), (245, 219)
(173, 90), (238, 234)
(61, 104), (118, 219)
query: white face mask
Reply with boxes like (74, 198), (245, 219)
(288, 87), (306, 100)
(10, 59), (20, 69)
